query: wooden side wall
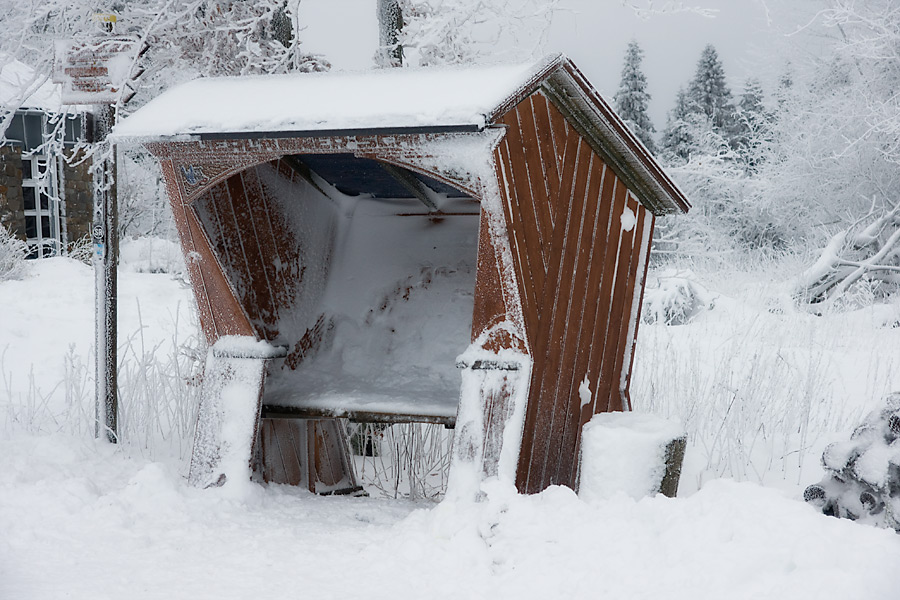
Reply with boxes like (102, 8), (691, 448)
(191, 158), (334, 346)
(160, 159), (254, 343)
(493, 92), (654, 494)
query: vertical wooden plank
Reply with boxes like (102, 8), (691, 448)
(495, 142), (540, 335)
(237, 167), (280, 337)
(548, 157), (610, 485)
(563, 192), (645, 487)
(580, 174), (626, 411)
(185, 204), (255, 340)
(470, 208), (511, 341)
(276, 420), (305, 485)
(306, 420), (317, 493)
(312, 420), (349, 489)
(499, 110), (548, 294)
(534, 146), (596, 488)
(516, 137), (588, 493)
(529, 93), (560, 202)
(222, 171), (266, 333)
(570, 162), (618, 419)
(593, 186), (641, 414)
(261, 419), (287, 484)
(620, 210), (655, 411)
(546, 100), (570, 181)
(254, 161), (295, 316)
(604, 195), (648, 412)
(514, 97), (554, 256)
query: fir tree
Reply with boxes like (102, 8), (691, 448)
(687, 44), (734, 132)
(661, 86), (696, 162)
(614, 40), (656, 153)
(732, 78), (769, 170)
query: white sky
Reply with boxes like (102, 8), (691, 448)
(299, 0), (816, 129)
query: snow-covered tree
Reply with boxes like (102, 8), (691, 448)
(613, 40), (656, 153)
(396, 0), (558, 66)
(661, 87), (698, 163)
(758, 1), (900, 308)
(686, 44), (733, 133)
(0, 0), (330, 241)
(731, 77), (769, 170)
(0, 0), (330, 140)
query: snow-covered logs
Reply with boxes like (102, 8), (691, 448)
(804, 394), (900, 531)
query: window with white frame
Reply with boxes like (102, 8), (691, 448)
(5, 110), (82, 258)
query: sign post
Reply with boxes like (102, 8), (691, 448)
(54, 32), (139, 443)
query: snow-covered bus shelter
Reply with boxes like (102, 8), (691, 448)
(114, 54), (689, 496)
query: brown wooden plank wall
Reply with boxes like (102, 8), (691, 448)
(493, 92), (653, 494)
(160, 159), (254, 343)
(192, 158), (319, 343)
(258, 418), (357, 492)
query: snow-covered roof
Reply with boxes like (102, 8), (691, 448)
(113, 59), (554, 139)
(119, 54), (689, 215)
(0, 59), (63, 112)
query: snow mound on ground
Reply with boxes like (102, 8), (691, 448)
(580, 411), (684, 502)
(119, 236), (185, 275)
(642, 269), (716, 325)
(3, 431), (900, 600)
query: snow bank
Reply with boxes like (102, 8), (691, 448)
(580, 411), (684, 502)
(119, 236), (185, 275)
(3, 431), (900, 600)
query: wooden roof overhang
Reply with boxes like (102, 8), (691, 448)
(134, 54), (689, 219)
(481, 54), (690, 216)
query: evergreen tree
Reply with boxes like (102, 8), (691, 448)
(732, 77), (769, 168)
(661, 86), (696, 162)
(613, 40), (656, 153)
(687, 44), (734, 132)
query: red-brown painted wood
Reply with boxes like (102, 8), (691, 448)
(160, 159), (254, 344)
(492, 94), (653, 494)
(153, 81), (674, 496)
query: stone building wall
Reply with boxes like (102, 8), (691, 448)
(0, 145), (93, 247)
(0, 145), (25, 237)
(63, 150), (93, 244)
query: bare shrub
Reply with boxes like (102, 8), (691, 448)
(0, 225), (27, 281)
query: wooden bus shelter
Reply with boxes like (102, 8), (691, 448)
(115, 54), (689, 496)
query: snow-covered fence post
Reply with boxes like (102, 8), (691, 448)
(92, 105), (118, 443)
(189, 337), (287, 490)
(448, 339), (532, 500)
(579, 412), (686, 501)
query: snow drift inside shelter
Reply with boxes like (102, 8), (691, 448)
(190, 154), (482, 424)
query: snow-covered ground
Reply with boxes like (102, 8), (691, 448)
(3, 251), (900, 599)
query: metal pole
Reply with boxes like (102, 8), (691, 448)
(93, 104), (117, 443)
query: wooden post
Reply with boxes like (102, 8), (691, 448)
(92, 105), (117, 443)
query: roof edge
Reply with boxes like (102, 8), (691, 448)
(534, 58), (690, 216)
(484, 53), (567, 125)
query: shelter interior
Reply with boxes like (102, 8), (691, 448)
(194, 152), (482, 429)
